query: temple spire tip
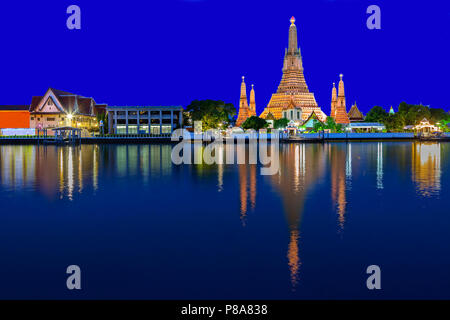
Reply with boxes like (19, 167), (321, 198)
(290, 16), (296, 25)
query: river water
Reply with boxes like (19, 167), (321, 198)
(0, 142), (448, 299)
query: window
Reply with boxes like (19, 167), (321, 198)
(162, 111), (171, 116)
(151, 119), (160, 124)
(31, 117), (34, 120)
(128, 111), (137, 116)
(161, 125), (171, 134)
(151, 111), (160, 116)
(116, 125), (127, 134)
(140, 111), (148, 116)
(140, 119), (148, 124)
(139, 126), (149, 134)
(48, 99), (53, 106)
(128, 126), (138, 134)
(117, 119), (126, 125)
(128, 119), (138, 125)
(151, 126), (160, 134)
(297, 112), (300, 119)
(290, 111), (293, 119)
(117, 111), (126, 116)
(162, 119), (172, 124)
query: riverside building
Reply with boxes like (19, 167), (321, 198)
(107, 106), (184, 135)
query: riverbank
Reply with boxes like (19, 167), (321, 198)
(0, 132), (449, 144)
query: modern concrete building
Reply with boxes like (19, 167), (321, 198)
(107, 106), (183, 135)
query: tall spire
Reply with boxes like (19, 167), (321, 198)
(331, 82), (337, 118)
(259, 16), (327, 122)
(338, 74), (345, 97)
(236, 76), (251, 127)
(335, 74), (349, 124)
(288, 16), (298, 53)
(249, 84), (256, 116)
(240, 76), (247, 100)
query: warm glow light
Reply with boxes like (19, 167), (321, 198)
(67, 114), (73, 120)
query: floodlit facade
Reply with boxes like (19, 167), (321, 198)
(260, 17), (327, 121)
(29, 88), (107, 131)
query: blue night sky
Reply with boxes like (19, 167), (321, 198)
(0, 0), (449, 115)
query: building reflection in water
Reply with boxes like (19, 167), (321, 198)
(233, 143), (257, 225)
(329, 144), (348, 232)
(0, 145), (36, 190)
(377, 142), (384, 190)
(412, 142), (441, 197)
(268, 143), (326, 290)
(0, 144), (175, 200)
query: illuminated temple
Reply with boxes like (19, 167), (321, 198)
(260, 17), (327, 121)
(236, 76), (256, 127)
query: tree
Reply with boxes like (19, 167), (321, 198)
(313, 121), (325, 132)
(365, 106), (388, 123)
(273, 118), (289, 129)
(383, 113), (403, 132)
(241, 116), (268, 131)
(184, 100), (236, 130)
(397, 102), (431, 125)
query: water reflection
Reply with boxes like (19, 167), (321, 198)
(269, 144), (326, 290)
(412, 142), (441, 197)
(0, 141), (445, 293)
(377, 142), (384, 190)
(0, 144), (174, 199)
(330, 144), (348, 232)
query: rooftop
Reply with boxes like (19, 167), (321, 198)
(348, 122), (385, 127)
(0, 105), (30, 111)
(107, 105), (183, 110)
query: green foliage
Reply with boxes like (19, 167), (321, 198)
(365, 102), (450, 132)
(273, 118), (289, 129)
(397, 102), (431, 125)
(241, 116), (268, 131)
(365, 106), (388, 123)
(313, 121), (325, 132)
(185, 100), (236, 130)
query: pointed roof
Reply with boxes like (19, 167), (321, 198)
(29, 88), (105, 116)
(348, 102), (364, 121)
(389, 106), (395, 114)
(284, 95), (299, 110)
(303, 111), (324, 128)
(265, 112), (275, 120)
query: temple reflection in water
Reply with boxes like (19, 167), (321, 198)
(269, 144), (326, 290)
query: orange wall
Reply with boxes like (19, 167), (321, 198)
(0, 111), (30, 128)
